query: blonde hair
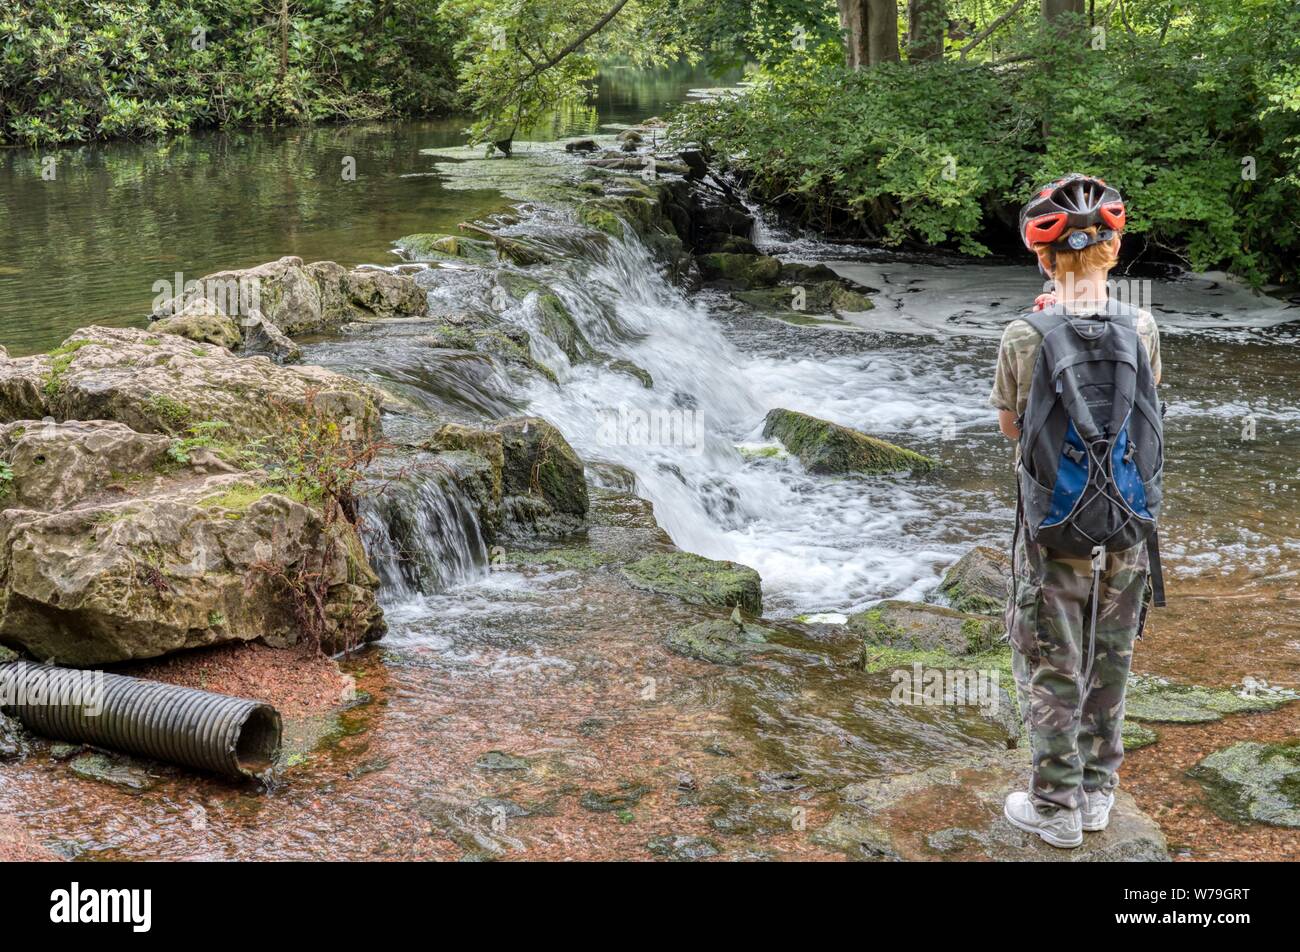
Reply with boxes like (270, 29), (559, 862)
(1038, 225), (1120, 279)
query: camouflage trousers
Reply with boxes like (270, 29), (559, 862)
(1007, 533), (1152, 811)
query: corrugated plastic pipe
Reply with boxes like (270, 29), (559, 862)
(0, 660), (281, 779)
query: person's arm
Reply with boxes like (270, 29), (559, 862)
(998, 409), (1020, 441)
(989, 325), (1021, 440)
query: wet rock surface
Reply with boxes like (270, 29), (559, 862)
(762, 408), (938, 476)
(622, 550), (763, 615)
(850, 599), (1003, 654)
(1189, 741), (1300, 827)
(816, 747), (1169, 861)
(936, 545), (1010, 616)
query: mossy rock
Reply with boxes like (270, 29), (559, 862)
(622, 551), (762, 615)
(536, 293), (593, 363)
(1189, 741), (1300, 827)
(762, 408), (937, 476)
(577, 202), (624, 238)
(1124, 675), (1293, 724)
(664, 612), (772, 666)
(1122, 721), (1159, 751)
(697, 253), (781, 289)
(936, 546), (1010, 616)
(646, 834), (720, 861)
(152, 308), (241, 350)
(605, 358), (653, 388)
(849, 600), (1002, 655)
(491, 416), (588, 531)
(397, 233), (497, 265)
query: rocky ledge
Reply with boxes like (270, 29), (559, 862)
(0, 326), (387, 663)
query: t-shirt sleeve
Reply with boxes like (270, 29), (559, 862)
(1147, 318), (1162, 385)
(989, 328), (1018, 413)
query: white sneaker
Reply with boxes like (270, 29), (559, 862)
(1081, 789), (1115, 832)
(1003, 791), (1083, 848)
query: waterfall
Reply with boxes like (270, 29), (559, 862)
(358, 464), (489, 603)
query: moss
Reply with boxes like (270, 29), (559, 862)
(621, 551), (762, 615)
(665, 616), (771, 666)
(1122, 721), (1159, 751)
(41, 338), (92, 397)
(697, 253), (782, 288)
(200, 483), (278, 510)
(860, 643), (1015, 687)
(0, 460), (12, 501)
(1189, 741), (1300, 827)
(207, 609), (226, 627)
(1125, 675), (1294, 724)
(762, 407), (937, 476)
(519, 547), (619, 571)
(536, 293), (592, 362)
(144, 393), (192, 430)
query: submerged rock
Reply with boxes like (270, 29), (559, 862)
(622, 551), (762, 615)
(397, 233), (497, 265)
(762, 408), (937, 476)
(474, 751), (530, 772)
(665, 610), (772, 666)
(1124, 675), (1293, 724)
(936, 545), (1010, 615)
(646, 834), (720, 861)
(734, 280), (874, 317)
(68, 751), (159, 792)
(817, 747), (1168, 861)
(850, 600), (1003, 655)
(1189, 741), (1300, 828)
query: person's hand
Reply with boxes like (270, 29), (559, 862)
(1032, 292), (1056, 312)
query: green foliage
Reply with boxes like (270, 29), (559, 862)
(1, 0), (461, 145)
(0, 460), (13, 500)
(443, 0), (695, 146)
(672, 0), (1300, 284)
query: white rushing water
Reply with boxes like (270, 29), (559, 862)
(518, 226), (1009, 616)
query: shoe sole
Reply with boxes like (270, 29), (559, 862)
(1004, 801), (1083, 848)
(1082, 814), (1111, 833)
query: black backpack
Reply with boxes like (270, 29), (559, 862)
(1015, 299), (1167, 608)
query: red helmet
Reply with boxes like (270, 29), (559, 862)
(1020, 173), (1126, 250)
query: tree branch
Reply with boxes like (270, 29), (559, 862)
(958, 0), (1032, 60)
(517, 0), (634, 85)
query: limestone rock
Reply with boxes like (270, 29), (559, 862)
(0, 326), (382, 444)
(0, 475), (383, 664)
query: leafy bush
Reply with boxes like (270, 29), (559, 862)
(1, 0), (461, 145)
(671, 3), (1300, 284)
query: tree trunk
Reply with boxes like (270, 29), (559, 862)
(908, 0), (946, 62)
(840, 0), (899, 68)
(1042, 0), (1085, 23)
(838, 0), (868, 69)
(866, 0), (901, 65)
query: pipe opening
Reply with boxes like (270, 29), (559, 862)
(235, 705), (282, 776)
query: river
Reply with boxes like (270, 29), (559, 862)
(1, 67), (1298, 860)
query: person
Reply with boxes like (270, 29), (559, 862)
(989, 173), (1164, 848)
